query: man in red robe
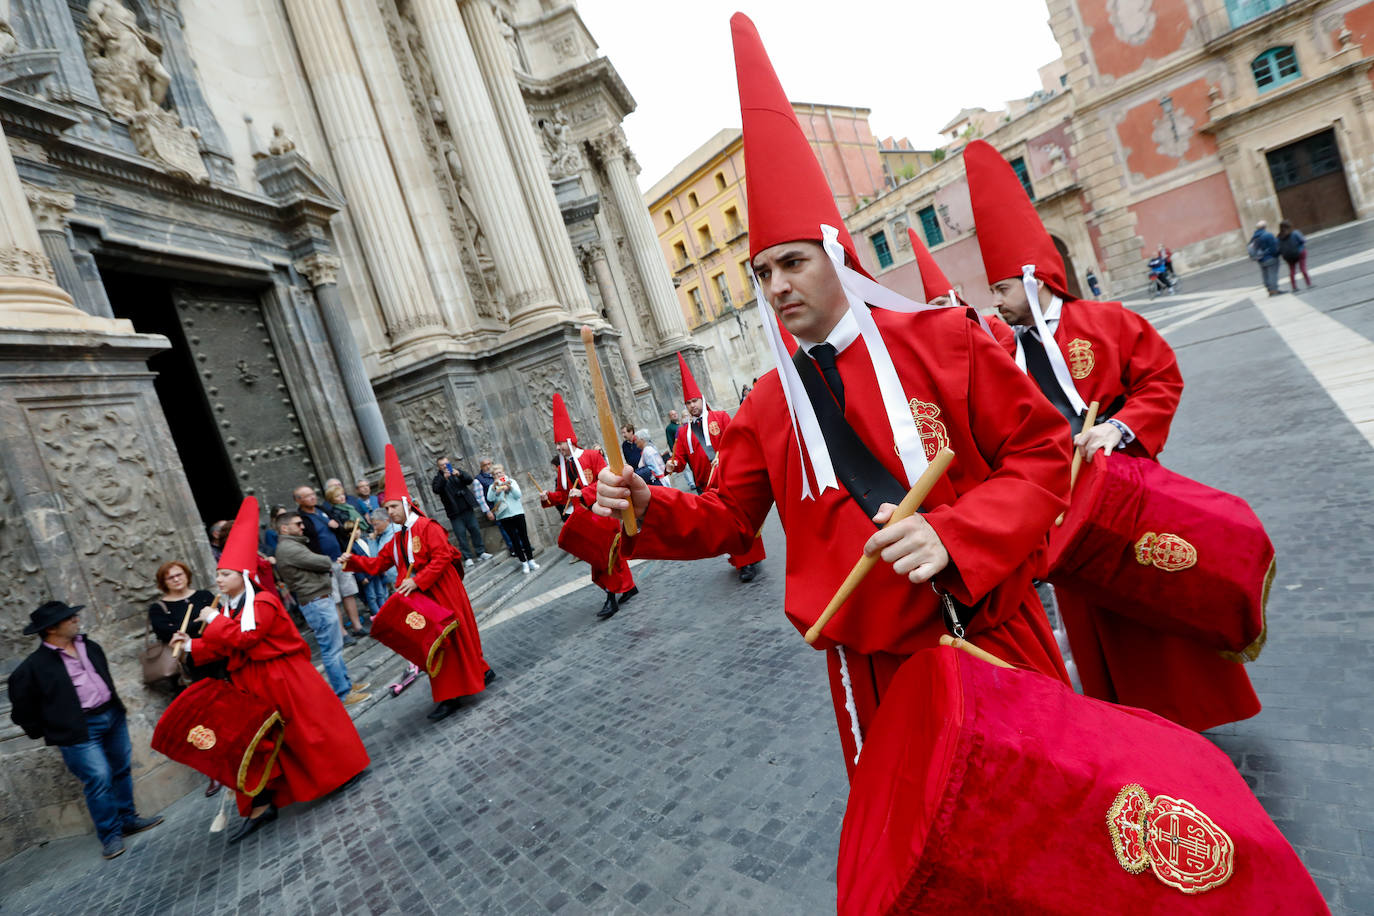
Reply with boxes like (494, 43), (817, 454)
(594, 14), (1070, 778)
(541, 393), (637, 619)
(171, 497), (369, 843)
(965, 138), (1260, 731)
(343, 445), (493, 721)
(666, 353), (767, 582)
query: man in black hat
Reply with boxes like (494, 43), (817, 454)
(7, 601), (164, 859)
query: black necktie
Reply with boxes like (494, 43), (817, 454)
(1019, 329), (1083, 436)
(691, 419), (716, 461)
(810, 343), (845, 411)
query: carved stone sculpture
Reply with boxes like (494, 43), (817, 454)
(536, 110), (584, 180)
(0, 18), (19, 58)
(267, 123), (297, 157)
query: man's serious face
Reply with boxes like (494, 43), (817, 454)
(752, 241), (847, 343)
(990, 278), (1032, 326)
(686, 398), (704, 418)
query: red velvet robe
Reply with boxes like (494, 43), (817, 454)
(626, 307), (1071, 777)
(671, 409), (768, 569)
(1005, 298), (1260, 731)
(190, 588), (369, 816)
(543, 449), (635, 593)
(344, 514), (490, 701)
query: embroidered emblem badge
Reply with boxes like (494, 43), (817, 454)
(405, 611), (426, 630)
(1067, 338), (1095, 379)
(1134, 532), (1198, 571)
(1107, 784), (1234, 894)
(187, 725), (217, 750)
(708, 420), (721, 436)
(908, 399), (950, 461)
(410, 535), (422, 554)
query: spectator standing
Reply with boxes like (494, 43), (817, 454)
(8, 601), (164, 859)
(293, 485), (367, 637)
(272, 512), (370, 705)
(1278, 220), (1313, 291)
(357, 508), (399, 614)
(664, 409), (681, 454)
(1248, 220), (1281, 296)
(634, 429), (667, 486)
(431, 456), (492, 565)
(207, 519), (230, 560)
(348, 478), (379, 518)
(485, 464), (538, 572)
(477, 458), (517, 558)
(620, 424), (643, 469)
(147, 561), (221, 683)
(1085, 268), (1101, 298)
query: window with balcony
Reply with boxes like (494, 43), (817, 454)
(724, 206), (743, 239)
(673, 240), (689, 270)
(713, 272), (733, 310)
(1252, 46), (1300, 92)
(1010, 157), (1035, 200)
(871, 230), (894, 269)
(917, 205), (944, 247)
(688, 286), (706, 325)
(1226, 0), (1287, 29)
(688, 191), (699, 209)
(697, 224), (715, 253)
(715, 172), (727, 192)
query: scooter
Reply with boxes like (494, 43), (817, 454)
(389, 662), (421, 696)
(1147, 257), (1176, 298)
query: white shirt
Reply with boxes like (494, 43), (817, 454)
(795, 309), (861, 358)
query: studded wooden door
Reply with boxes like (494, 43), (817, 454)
(172, 285), (319, 506)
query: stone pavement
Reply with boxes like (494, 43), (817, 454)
(3, 224), (1373, 913)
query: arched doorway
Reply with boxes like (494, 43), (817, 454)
(1050, 235), (1084, 299)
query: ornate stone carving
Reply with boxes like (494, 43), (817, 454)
(0, 244), (56, 283)
(24, 186), (75, 233)
(521, 358), (569, 406)
(267, 123), (297, 157)
(0, 18), (19, 57)
(82, 0), (208, 183)
(295, 253), (342, 287)
(457, 390), (495, 459)
(34, 404), (177, 606)
(590, 126), (628, 167)
(399, 390), (460, 466)
(1152, 108), (1196, 160)
(0, 471), (45, 659)
(1106, 0), (1155, 46)
(534, 110), (585, 180)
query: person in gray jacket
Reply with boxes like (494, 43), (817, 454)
(273, 512), (368, 705)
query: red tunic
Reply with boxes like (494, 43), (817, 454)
(344, 515), (490, 701)
(544, 450), (636, 594)
(625, 307), (1071, 775)
(1005, 299), (1259, 731)
(190, 589), (369, 816)
(672, 410), (768, 569)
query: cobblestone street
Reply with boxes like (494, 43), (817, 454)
(2, 224), (1373, 914)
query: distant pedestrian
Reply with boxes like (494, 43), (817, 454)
(1085, 268), (1101, 298)
(293, 485), (366, 637)
(1248, 220), (1281, 296)
(357, 509), (399, 613)
(8, 601), (165, 860)
(477, 458), (516, 558)
(431, 456), (492, 564)
(620, 424), (643, 468)
(634, 429), (666, 485)
(348, 478), (379, 518)
(485, 464), (538, 572)
(664, 409), (681, 455)
(1278, 220), (1313, 291)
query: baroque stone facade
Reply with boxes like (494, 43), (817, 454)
(0, 0), (703, 859)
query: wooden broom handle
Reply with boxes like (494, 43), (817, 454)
(1055, 400), (1100, 527)
(580, 326), (638, 536)
(804, 448), (955, 645)
(172, 594), (220, 659)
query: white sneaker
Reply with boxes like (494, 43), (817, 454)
(528, 559), (540, 571)
(479, 552), (493, 560)
(464, 558), (474, 568)
(521, 560), (531, 574)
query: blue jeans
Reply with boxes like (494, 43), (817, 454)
(59, 707), (136, 844)
(447, 511), (484, 559)
(362, 576), (391, 616)
(299, 595), (351, 697)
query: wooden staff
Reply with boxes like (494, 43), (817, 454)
(1055, 399), (1100, 527)
(938, 633), (1014, 669)
(804, 448), (955, 645)
(342, 517), (363, 556)
(580, 326), (638, 536)
(172, 594), (220, 659)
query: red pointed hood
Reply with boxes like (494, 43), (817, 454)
(382, 443), (410, 505)
(677, 352), (703, 402)
(906, 227), (956, 302)
(732, 12), (868, 277)
(552, 393), (577, 446)
(964, 139), (1067, 296)
(218, 497), (260, 572)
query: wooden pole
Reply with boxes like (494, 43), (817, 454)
(172, 594), (219, 659)
(580, 326), (638, 536)
(938, 634), (1014, 669)
(804, 448), (955, 645)
(1055, 399), (1100, 527)
(342, 518), (362, 556)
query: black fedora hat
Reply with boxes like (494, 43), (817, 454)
(23, 600), (84, 636)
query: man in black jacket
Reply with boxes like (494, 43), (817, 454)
(7, 601), (163, 860)
(431, 455), (492, 564)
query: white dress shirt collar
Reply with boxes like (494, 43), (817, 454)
(796, 308), (861, 355)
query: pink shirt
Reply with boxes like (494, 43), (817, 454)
(42, 635), (113, 711)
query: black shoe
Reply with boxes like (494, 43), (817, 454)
(484, 668), (497, 686)
(227, 806), (278, 844)
(738, 563), (759, 583)
(426, 699), (461, 721)
(121, 814), (164, 836)
(619, 586), (639, 604)
(596, 592), (620, 620)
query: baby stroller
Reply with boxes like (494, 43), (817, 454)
(1147, 256), (1176, 298)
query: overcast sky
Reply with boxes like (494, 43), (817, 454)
(574, 1), (1064, 192)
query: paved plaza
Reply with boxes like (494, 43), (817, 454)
(2, 224), (1373, 914)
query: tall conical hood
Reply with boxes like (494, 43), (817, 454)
(382, 444), (410, 505)
(218, 497), (260, 573)
(552, 393), (577, 446)
(906, 227), (956, 302)
(677, 352), (703, 402)
(964, 139), (1067, 296)
(732, 12), (868, 277)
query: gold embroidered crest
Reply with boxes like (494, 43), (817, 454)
(1067, 338), (1095, 380)
(708, 420), (721, 436)
(405, 611), (426, 630)
(410, 535), (422, 555)
(908, 399), (950, 462)
(1107, 784), (1234, 894)
(1134, 532), (1198, 571)
(187, 725), (217, 750)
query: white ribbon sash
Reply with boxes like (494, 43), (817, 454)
(1012, 267), (1087, 414)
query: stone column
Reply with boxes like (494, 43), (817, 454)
(460, 0), (590, 316)
(23, 187), (82, 303)
(296, 253), (390, 464)
(281, 0), (447, 348)
(579, 242), (646, 389)
(0, 125), (127, 332)
(408, 0), (562, 328)
(592, 128), (692, 350)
